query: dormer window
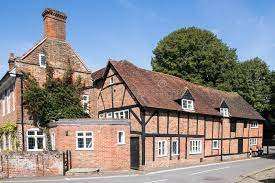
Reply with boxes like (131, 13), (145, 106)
(182, 99), (194, 110)
(220, 100), (229, 117)
(39, 53), (46, 68)
(180, 89), (195, 111)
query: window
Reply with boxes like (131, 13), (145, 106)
(51, 133), (55, 150)
(82, 95), (89, 114)
(190, 139), (202, 154)
(172, 140), (179, 155)
(99, 113), (104, 119)
(6, 89), (10, 114)
(212, 140), (219, 149)
(250, 122), (258, 128)
(12, 85), (15, 111)
(118, 131), (125, 144)
(39, 53), (46, 68)
(114, 109), (129, 119)
(182, 99), (194, 110)
(249, 138), (257, 146)
(230, 122), (236, 132)
(106, 112), (112, 119)
(76, 131), (93, 150)
(27, 129), (45, 151)
(109, 77), (114, 85)
(157, 140), (167, 157)
(220, 108), (229, 117)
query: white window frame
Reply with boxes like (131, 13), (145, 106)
(220, 108), (229, 117)
(189, 139), (202, 155)
(114, 109), (129, 119)
(249, 138), (257, 146)
(99, 113), (104, 119)
(82, 95), (90, 114)
(109, 77), (114, 85)
(250, 122), (258, 128)
(157, 140), (167, 157)
(212, 140), (219, 150)
(106, 112), (112, 119)
(181, 99), (194, 111)
(26, 128), (46, 151)
(117, 131), (125, 145)
(39, 53), (46, 68)
(172, 140), (179, 155)
(76, 131), (93, 150)
(6, 89), (10, 114)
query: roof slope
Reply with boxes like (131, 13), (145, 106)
(92, 67), (105, 81)
(109, 60), (264, 121)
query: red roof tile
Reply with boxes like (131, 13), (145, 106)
(109, 60), (264, 121)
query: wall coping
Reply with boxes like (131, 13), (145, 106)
(48, 118), (130, 127)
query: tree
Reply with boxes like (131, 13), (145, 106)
(23, 64), (88, 127)
(231, 58), (271, 113)
(151, 27), (238, 89)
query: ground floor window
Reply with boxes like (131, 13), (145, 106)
(76, 131), (93, 150)
(118, 131), (125, 144)
(212, 140), (219, 149)
(249, 138), (257, 146)
(190, 139), (202, 154)
(172, 140), (179, 155)
(27, 129), (45, 151)
(157, 140), (167, 157)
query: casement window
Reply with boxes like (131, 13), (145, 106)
(99, 113), (104, 119)
(220, 108), (229, 117)
(181, 99), (194, 110)
(172, 140), (179, 155)
(6, 89), (10, 114)
(109, 77), (114, 85)
(39, 53), (46, 68)
(82, 95), (89, 114)
(51, 133), (56, 150)
(118, 131), (125, 144)
(27, 129), (45, 151)
(114, 109), (129, 119)
(106, 112), (112, 119)
(212, 140), (219, 149)
(76, 131), (93, 150)
(189, 139), (202, 154)
(250, 122), (258, 128)
(157, 140), (167, 157)
(249, 138), (257, 146)
(230, 122), (236, 132)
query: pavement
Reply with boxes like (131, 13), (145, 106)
(3, 157), (275, 183)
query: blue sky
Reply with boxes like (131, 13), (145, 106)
(0, 0), (275, 78)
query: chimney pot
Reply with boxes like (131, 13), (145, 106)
(42, 8), (67, 41)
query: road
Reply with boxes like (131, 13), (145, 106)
(4, 157), (275, 183)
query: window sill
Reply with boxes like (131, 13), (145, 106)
(172, 153), (179, 156)
(250, 127), (258, 129)
(27, 149), (44, 152)
(189, 152), (202, 155)
(182, 108), (195, 112)
(157, 155), (168, 157)
(212, 148), (220, 150)
(75, 148), (93, 151)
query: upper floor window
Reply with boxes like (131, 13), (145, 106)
(76, 131), (93, 150)
(106, 112), (112, 119)
(114, 109), (129, 119)
(250, 122), (258, 128)
(27, 129), (45, 151)
(82, 95), (89, 114)
(182, 99), (194, 111)
(99, 113), (104, 119)
(220, 108), (229, 117)
(39, 53), (46, 68)
(118, 131), (125, 144)
(212, 140), (219, 149)
(249, 138), (257, 146)
(109, 77), (114, 85)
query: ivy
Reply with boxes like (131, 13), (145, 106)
(0, 122), (17, 134)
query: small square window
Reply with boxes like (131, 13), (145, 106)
(220, 108), (229, 117)
(250, 122), (258, 128)
(182, 99), (194, 110)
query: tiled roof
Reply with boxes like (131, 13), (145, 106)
(109, 60), (264, 121)
(92, 67), (105, 81)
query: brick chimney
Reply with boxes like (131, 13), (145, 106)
(8, 53), (15, 70)
(42, 8), (67, 41)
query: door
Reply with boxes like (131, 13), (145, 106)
(130, 137), (139, 169)
(238, 139), (243, 154)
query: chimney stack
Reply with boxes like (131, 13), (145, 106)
(42, 8), (67, 41)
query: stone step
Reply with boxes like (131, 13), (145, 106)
(66, 168), (100, 176)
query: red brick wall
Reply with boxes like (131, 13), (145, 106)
(50, 123), (130, 171)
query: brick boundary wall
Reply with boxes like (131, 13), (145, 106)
(0, 151), (63, 179)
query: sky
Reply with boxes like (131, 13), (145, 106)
(0, 0), (275, 78)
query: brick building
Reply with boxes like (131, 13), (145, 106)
(94, 60), (264, 170)
(0, 8), (265, 173)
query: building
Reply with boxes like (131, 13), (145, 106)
(0, 8), (265, 172)
(93, 60), (264, 170)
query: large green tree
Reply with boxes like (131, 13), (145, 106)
(23, 65), (88, 127)
(151, 27), (238, 88)
(231, 58), (271, 113)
